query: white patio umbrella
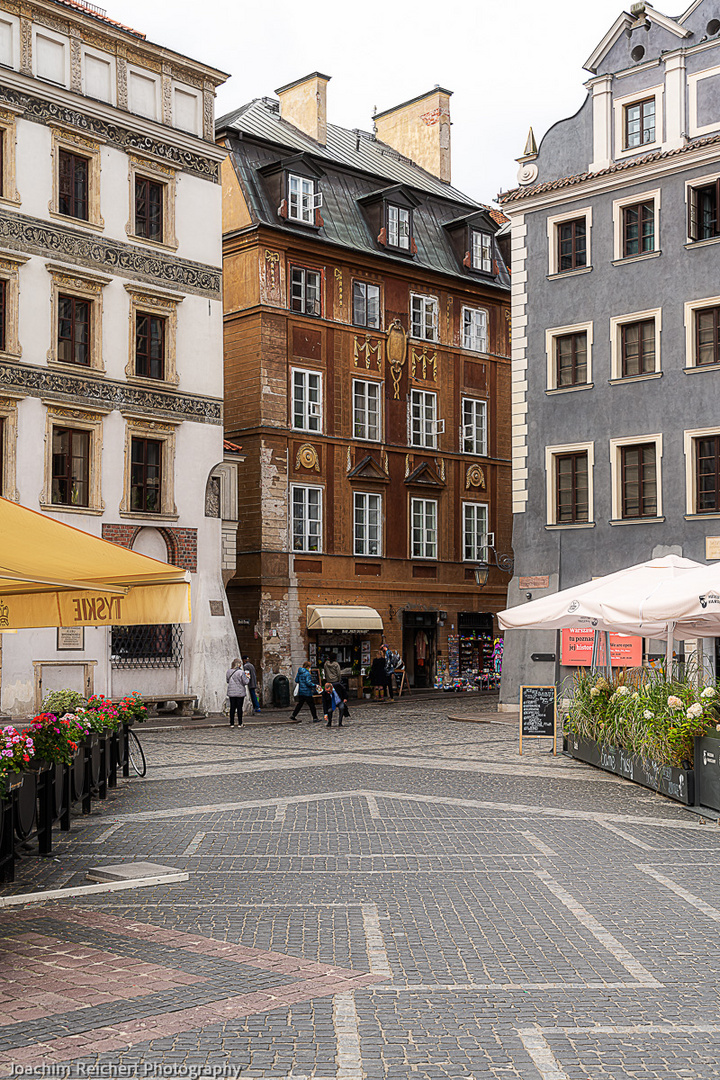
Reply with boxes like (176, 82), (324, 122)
(606, 561), (720, 640)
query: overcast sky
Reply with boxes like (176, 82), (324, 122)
(112, 0), (632, 203)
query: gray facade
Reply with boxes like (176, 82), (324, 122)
(500, 0), (720, 704)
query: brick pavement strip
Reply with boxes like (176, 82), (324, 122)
(3, 704), (720, 1077)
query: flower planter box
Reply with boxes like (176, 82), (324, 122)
(1, 772), (24, 798)
(567, 734), (694, 805)
(28, 758), (52, 773)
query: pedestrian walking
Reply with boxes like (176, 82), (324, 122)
(322, 681), (344, 727)
(381, 643), (401, 702)
(291, 662), (320, 722)
(370, 651), (387, 701)
(323, 652), (350, 719)
(226, 658), (250, 727)
(244, 657), (261, 713)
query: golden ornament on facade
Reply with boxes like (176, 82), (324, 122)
(296, 444), (320, 472)
(387, 319), (407, 400)
(466, 464), (486, 490)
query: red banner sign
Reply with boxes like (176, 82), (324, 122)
(561, 628), (642, 667)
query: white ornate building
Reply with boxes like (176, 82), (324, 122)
(0, 0), (238, 716)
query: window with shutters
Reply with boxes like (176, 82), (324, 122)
(291, 484), (323, 552)
(410, 497), (437, 560)
(288, 173), (321, 224)
(51, 427), (90, 507)
(461, 398), (487, 457)
(58, 149), (89, 221)
(352, 281), (381, 329)
(353, 379), (382, 441)
(290, 266), (322, 317)
(387, 204), (411, 250)
(410, 293), (438, 342)
(688, 177), (720, 242)
(471, 230), (493, 273)
(462, 502), (489, 561)
(409, 389), (439, 449)
(545, 442), (595, 527)
(354, 492), (382, 556)
(462, 307), (488, 352)
(292, 369), (322, 432)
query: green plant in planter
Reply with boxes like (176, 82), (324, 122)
(40, 688), (87, 717)
(116, 692), (148, 725)
(0, 726), (35, 774)
(27, 713), (80, 766)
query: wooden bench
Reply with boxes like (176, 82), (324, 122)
(112, 694), (198, 718)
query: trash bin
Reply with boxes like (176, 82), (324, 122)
(273, 674), (290, 709)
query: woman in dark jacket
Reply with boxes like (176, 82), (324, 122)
(370, 652), (387, 701)
(291, 663), (320, 721)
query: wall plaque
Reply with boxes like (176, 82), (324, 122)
(519, 576), (549, 590)
(707, 537), (720, 560)
(209, 600), (225, 616)
(57, 627), (84, 651)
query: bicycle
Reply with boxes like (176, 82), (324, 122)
(127, 727), (147, 778)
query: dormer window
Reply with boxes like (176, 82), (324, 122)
(471, 230), (492, 273)
(288, 173), (321, 224)
(388, 204), (411, 250)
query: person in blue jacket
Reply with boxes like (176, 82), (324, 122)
(290, 662), (320, 722)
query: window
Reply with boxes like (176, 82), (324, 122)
(462, 307), (488, 353)
(558, 219), (586, 272)
(410, 293), (438, 341)
(352, 281), (381, 328)
(463, 502), (489, 561)
(387, 204), (410, 250)
(461, 398), (487, 456)
(353, 379), (381, 441)
(696, 436), (720, 513)
(292, 369), (322, 432)
(130, 437), (162, 514)
(471, 230), (492, 273)
(135, 176), (163, 242)
(411, 498), (437, 560)
(288, 174), (320, 224)
(58, 149), (88, 221)
(623, 201), (655, 256)
(624, 98), (656, 149)
(621, 319), (655, 377)
(555, 331), (587, 388)
(290, 267), (321, 316)
(409, 389), (439, 449)
(291, 485), (322, 552)
(555, 452), (589, 524)
(696, 306), (720, 366)
(57, 295), (90, 367)
(51, 427), (90, 507)
(354, 492), (382, 556)
(689, 178), (720, 241)
(621, 443), (657, 519)
(0, 278), (5, 352)
(111, 624), (183, 669)
(0, 113), (20, 206)
(135, 313), (165, 380)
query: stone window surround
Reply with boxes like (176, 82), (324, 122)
(688, 64), (720, 139)
(0, 105), (21, 207)
(0, 395), (19, 502)
(0, 250), (28, 360)
(124, 282), (182, 388)
(683, 293), (720, 369)
(544, 320), (594, 391)
(49, 125), (105, 231)
(546, 206), (593, 277)
(613, 85), (664, 159)
(683, 425), (720, 517)
(40, 404), (106, 515)
(46, 263), (110, 373)
(611, 188), (661, 262)
(608, 432), (664, 523)
(544, 441), (595, 528)
(609, 307), (663, 380)
(126, 153), (178, 252)
(119, 415), (178, 521)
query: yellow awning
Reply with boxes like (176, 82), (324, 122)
(306, 605), (383, 632)
(0, 497), (191, 629)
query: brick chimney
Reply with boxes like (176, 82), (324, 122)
(275, 72), (331, 146)
(374, 87), (452, 183)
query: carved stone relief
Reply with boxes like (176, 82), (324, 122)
(69, 35), (82, 94)
(19, 17), (31, 76)
(295, 444), (320, 472)
(205, 475), (220, 517)
(466, 464), (486, 490)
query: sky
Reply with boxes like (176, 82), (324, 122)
(109, 0), (637, 204)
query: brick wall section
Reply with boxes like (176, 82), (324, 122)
(102, 525), (198, 573)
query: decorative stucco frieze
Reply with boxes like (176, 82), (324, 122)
(0, 212), (221, 298)
(0, 360), (223, 425)
(0, 84), (220, 182)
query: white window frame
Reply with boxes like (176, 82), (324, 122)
(352, 378), (382, 442)
(410, 497), (437, 560)
(546, 206), (593, 276)
(613, 86), (664, 158)
(688, 66), (720, 139)
(288, 174), (321, 224)
(684, 294), (720, 369)
(290, 266), (322, 317)
(544, 442), (595, 527)
(471, 230), (493, 273)
(609, 433), (663, 522)
(461, 398), (488, 457)
(612, 189), (661, 261)
(352, 280), (381, 329)
(354, 491), (383, 557)
(685, 172), (720, 246)
(462, 501), (489, 562)
(388, 204), (410, 250)
(545, 320), (594, 391)
(290, 483), (323, 553)
(291, 368), (323, 433)
(609, 308), (662, 380)
(683, 426), (720, 517)
(409, 389), (439, 449)
(410, 293), (438, 342)
(461, 306), (489, 353)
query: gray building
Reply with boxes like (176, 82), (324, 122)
(500, 0), (720, 704)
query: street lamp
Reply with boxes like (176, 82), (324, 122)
(473, 546), (514, 590)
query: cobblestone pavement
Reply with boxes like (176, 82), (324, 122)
(3, 696), (720, 1078)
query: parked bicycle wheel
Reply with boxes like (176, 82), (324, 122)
(127, 729), (147, 778)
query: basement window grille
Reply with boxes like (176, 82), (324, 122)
(110, 624), (183, 669)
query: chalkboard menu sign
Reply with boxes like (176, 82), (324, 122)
(519, 685), (557, 755)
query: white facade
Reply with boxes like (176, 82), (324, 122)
(0, 0), (237, 716)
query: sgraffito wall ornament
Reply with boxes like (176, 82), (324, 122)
(466, 464), (486, 490)
(387, 319), (407, 400)
(296, 444), (320, 472)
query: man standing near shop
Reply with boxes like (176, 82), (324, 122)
(244, 657), (261, 714)
(381, 643), (402, 702)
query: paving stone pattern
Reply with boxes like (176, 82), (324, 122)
(2, 698), (720, 1077)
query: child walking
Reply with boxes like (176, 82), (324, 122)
(322, 682), (344, 728)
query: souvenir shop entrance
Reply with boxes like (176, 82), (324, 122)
(444, 612), (499, 691)
(402, 610), (437, 688)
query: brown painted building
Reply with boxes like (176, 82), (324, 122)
(217, 75), (511, 699)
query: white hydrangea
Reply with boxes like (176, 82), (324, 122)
(687, 702), (704, 719)
(590, 687), (600, 699)
(616, 686), (631, 697)
(667, 696), (684, 710)
(643, 710), (654, 720)
(701, 687), (717, 699)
